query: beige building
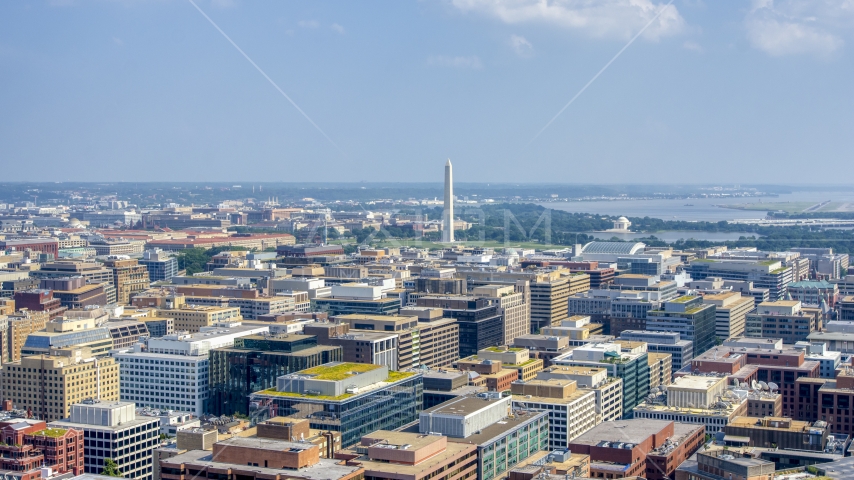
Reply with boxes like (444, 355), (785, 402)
(6, 309), (49, 363)
(535, 365), (623, 422)
(104, 257), (151, 305)
(633, 375), (748, 433)
(703, 291), (754, 340)
(399, 307), (459, 368)
(511, 378), (597, 449)
(337, 312), (460, 369)
(648, 352), (673, 389)
(156, 304), (243, 333)
(476, 346), (543, 381)
(473, 284), (530, 345)
(0, 347), (119, 421)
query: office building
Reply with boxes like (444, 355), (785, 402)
(788, 280), (839, 308)
(632, 375), (749, 433)
(419, 395), (548, 480)
(454, 356), (518, 392)
(114, 323), (269, 415)
(42, 277), (108, 310)
(745, 300), (820, 344)
(50, 401), (161, 479)
(535, 365), (623, 422)
(794, 341), (842, 378)
(648, 352), (672, 388)
(207, 334), (342, 416)
(687, 345), (819, 418)
(103, 257), (150, 305)
(687, 259), (793, 301)
(511, 334), (574, 367)
(336, 313), (455, 370)
(416, 295), (502, 358)
(5, 309), (49, 362)
(472, 284), (530, 345)
(702, 291), (754, 340)
(249, 363), (423, 447)
(338, 430), (477, 480)
(510, 378), (597, 449)
(155, 301), (243, 333)
(0, 346), (119, 422)
(475, 346), (543, 381)
(724, 416), (830, 451)
(304, 322), (399, 370)
(160, 437), (363, 480)
(312, 296), (401, 316)
(421, 369), (486, 409)
(139, 249), (179, 282)
(553, 342), (650, 416)
(619, 330), (694, 373)
(675, 447), (777, 480)
(567, 419), (704, 480)
(13, 289), (67, 320)
(646, 295), (717, 356)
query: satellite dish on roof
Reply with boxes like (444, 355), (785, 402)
(740, 382), (748, 388)
(751, 380), (758, 390)
(768, 382), (778, 392)
(758, 381), (769, 391)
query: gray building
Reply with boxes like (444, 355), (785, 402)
(139, 249), (178, 282)
(619, 330), (693, 373)
(50, 401), (161, 480)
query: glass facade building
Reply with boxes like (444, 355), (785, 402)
(249, 372), (423, 448)
(208, 335), (343, 416)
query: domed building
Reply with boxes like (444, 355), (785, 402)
(613, 216), (631, 231)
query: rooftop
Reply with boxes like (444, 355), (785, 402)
(301, 362), (382, 381)
(161, 449), (362, 480)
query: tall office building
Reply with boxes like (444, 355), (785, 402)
(646, 296), (717, 356)
(0, 346), (120, 422)
(113, 323), (269, 415)
(442, 159), (454, 243)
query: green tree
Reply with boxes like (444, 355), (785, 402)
(101, 459), (122, 477)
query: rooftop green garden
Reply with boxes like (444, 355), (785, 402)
(32, 428), (67, 438)
(257, 371), (415, 401)
(507, 358), (540, 368)
(758, 260), (779, 266)
(770, 267), (789, 274)
(301, 363), (381, 381)
(485, 347), (522, 352)
(672, 295), (696, 303)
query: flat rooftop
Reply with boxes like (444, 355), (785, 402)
(161, 449), (363, 480)
(422, 396), (505, 417)
(446, 411), (547, 446)
(215, 436), (315, 452)
(570, 419), (673, 446)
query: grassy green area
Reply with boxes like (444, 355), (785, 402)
(302, 363), (380, 380)
(257, 388), (353, 401)
(485, 346), (523, 352)
(32, 428), (67, 438)
(386, 371), (415, 382)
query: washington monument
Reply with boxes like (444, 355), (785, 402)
(442, 159), (454, 243)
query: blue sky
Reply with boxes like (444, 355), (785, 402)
(1, 0), (853, 184)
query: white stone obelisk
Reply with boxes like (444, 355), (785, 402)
(442, 159), (454, 243)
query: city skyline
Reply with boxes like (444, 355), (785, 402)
(1, 1), (853, 183)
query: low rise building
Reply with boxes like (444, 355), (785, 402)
(648, 352), (672, 388)
(568, 419), (705, 480)
(619, 328), (692, 372)
(723, 416), (830, 451)
(632, 375), (749, 433)
(422, 369), (487, 409)
(702, 291), (754, 340)
(334, 430), (477, 480)
(745, 300), (820, 344)
(454, 356), (518, 392)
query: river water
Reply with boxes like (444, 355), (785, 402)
(540, 191), (854, 222)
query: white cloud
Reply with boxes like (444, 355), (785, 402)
(450, 0), (686, 40)
(427, 55), (484, 69)
(331, 23), (345, 34)
(682, 40), (703, 52)
(745, 0), (852, 56)
(298, 20), (320, 29)
(509, 34), (533, 56)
